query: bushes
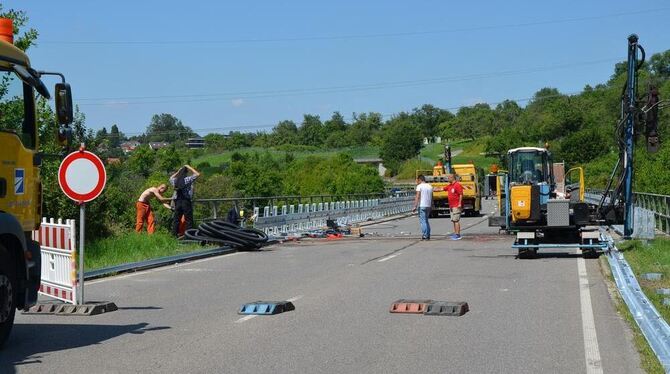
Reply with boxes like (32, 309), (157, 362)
(396, 159), (434, 180)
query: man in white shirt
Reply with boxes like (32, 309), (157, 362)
(413, 174), (434, 240)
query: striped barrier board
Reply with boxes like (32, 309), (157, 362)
(32, 218), (78, 304)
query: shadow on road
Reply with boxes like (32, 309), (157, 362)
(1, 322), (170, 373)
(516, 252), (586, 260)
(117, 306), (163, 310)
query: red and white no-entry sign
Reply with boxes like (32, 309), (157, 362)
(58, 150), (107, 203)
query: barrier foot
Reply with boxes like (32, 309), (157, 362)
(23, 301), (118, 316)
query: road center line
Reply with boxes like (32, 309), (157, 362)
(378, 254), (400, 262)
(577, 250), (603, 374)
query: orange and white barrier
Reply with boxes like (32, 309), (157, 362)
(32, 218), (78, 304)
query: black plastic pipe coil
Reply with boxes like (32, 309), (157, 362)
(184, 220), (269, 250)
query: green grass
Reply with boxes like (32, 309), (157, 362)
(396, 159), (435, 180)
(419, 139), (497, 170)
(599, 253), (666, 373)
(419, 143), (444, 163)
(193, 146), (379, 167)
(85, 231), (210, 270)
(452, 154), (499, 170)
(620, 238), (670, 323)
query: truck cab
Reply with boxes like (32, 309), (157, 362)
(0, 18), (73, 347)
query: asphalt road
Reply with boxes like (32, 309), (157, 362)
(3, 200), (642, 373)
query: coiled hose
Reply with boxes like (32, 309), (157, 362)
(184, 220), (269, 250)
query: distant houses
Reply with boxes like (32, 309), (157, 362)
(118, 139), (201, 154)
(120, 140), (141, 154)
(148, 141), (170, 150)
(186, 137), (205, 149)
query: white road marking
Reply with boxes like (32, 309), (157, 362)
(577, 249), (603, 374)
(235, 315), (257, 323)
(287, 295), (304, 302)
(87, 252), (243, 285)
(378, 254), (400, 262)
(235, 295), (304, 323)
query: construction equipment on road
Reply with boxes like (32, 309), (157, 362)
(488, 147), (603, 258)
(416, 145), (482, 218)
(0, 18), (74, 347)
(596, 34), (667, 238)
(490, 34), (667, 257)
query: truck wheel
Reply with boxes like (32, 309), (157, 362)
(582, 249), (600, 259)
(0, 244), (17, 349)
(474, 210), (480, 217)
(518, 248), (537, 259)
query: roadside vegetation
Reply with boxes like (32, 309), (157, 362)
(618, 238), (670, 322)
(602, 238), (670, 373)
(85, 232), (210, 270)
(599, 255), (665, 374)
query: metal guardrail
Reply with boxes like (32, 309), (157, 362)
(195, 193), (389, 220)
(634, 192), (670, 234)
(602, 230), (670, 372)
(84, 246), (237, 280)
(195, 192), (415, 235)
(586, 189), (670, 235)
(253, 194), (414, 235)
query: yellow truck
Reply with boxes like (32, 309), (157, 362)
(0, 18), (73, 347)
(417, 161), (482, 218)
(452, 163), (482, 216)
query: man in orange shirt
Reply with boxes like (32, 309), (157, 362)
(136, 184), (171, 234)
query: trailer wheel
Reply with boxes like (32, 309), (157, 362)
(517, 248), (537, 259)
(0, 243), (17, 349)
(582, 249), (600, 259)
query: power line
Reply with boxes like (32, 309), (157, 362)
(41, 8), (669, 46)
(94, 89), (587, 138)
(78, 58), (617, 106)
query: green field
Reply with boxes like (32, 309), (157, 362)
(194, 146), (379, 167)
(85, 231), (210, 270)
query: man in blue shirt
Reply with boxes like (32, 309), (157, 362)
(169, 165), (200, 237)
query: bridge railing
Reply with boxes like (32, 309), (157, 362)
(194, 191), (414, 235)
(634, 192), (670, 234)
(585, 189), (670, 234)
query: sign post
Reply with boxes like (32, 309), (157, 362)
(58, 145), (106, 304)
(79, 203), (85, 304)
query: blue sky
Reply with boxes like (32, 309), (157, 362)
(5, 0), (670, 136)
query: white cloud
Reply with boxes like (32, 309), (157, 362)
(231, 98), (245, 107)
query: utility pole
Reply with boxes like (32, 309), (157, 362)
(623, 34), (639, 239)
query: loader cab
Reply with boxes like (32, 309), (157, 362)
(507, 147), (553, 223)
(508, 147), (553, 186)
